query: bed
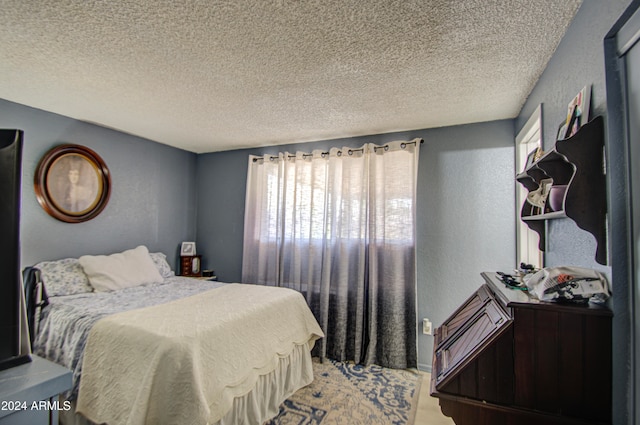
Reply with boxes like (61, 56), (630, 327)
(24, 246), (324, 425)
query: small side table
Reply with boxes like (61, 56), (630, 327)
(0, 356), (72, 425)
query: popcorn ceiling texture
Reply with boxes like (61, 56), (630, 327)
(0, 1), (582, 153)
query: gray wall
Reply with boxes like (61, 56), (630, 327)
(196, 120), (516, 370)
(515, 1), (634, 424)
(416, 121), (515, 370)
(0, 98), (198, 270)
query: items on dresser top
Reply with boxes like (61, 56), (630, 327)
(495, 265), (610, 304)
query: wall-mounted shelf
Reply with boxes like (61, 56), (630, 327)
(521, 211), (567, 220)
(516, 116), (607, 264)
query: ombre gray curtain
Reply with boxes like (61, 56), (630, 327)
(242, 139), (419, 368)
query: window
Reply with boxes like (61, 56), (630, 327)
(515, 104), (543, 269)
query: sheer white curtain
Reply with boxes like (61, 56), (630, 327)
(242, 139), (420, 368)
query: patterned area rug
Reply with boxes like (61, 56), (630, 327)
(267, 358), (422, 425)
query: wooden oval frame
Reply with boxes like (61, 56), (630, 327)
(34, 144), (111, 223)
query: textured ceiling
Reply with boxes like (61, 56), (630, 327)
(0, 1), (582, 153)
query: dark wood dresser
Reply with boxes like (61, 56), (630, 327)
(431, 272), (612, 425)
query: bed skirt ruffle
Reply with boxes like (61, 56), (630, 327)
(61, 341), (314, 425)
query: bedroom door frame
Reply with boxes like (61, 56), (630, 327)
(604, 2), (640, 424)
(515, 104), (544, 270)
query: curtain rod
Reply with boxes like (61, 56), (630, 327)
(252, 139), (423, 162)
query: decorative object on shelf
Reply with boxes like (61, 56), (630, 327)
(533, 147), (545, 161)
(523, 147), (539, 172)
(180, 241), (196, 256)
(557, 122), (568, 141)
(34, 144), (111, 223)
(526, 178), (552, 211)
(548, 184), (568, 211)
(516, 116), (607, 264)
(180, 255), (202, 277)
(563, 85), (591, 138)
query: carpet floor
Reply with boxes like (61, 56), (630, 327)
(267, 358), (421, 425)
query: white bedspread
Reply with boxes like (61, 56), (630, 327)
(76, 283), (324, 425)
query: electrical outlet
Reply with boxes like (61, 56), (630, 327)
(423, 318), (432, 335)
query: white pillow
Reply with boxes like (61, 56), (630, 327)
(79, 245), (164, 292)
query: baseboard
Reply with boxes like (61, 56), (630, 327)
(417, 362), (432, 373)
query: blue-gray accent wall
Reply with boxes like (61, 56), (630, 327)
(0, 98), (198, 270)
(195, 120), (516, 371)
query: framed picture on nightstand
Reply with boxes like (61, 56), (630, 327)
(180, 242), (196, 256)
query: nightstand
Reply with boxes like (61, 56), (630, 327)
(0, 356), (72, 425)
